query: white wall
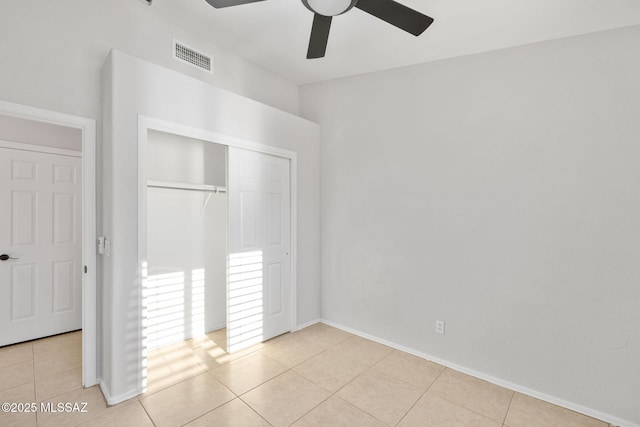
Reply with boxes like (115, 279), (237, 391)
(0, 114), (81, 151)
(102, 50), (320, 403)
(146, 130), (226, 186)
(300, 25), (640, 425)
(2, 0), (301, 391)
(0, 0), (299, 119)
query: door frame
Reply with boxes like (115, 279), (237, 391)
(0, 100), (97, 387)
(136, 115), (298, 368)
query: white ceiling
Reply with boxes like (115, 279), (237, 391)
(149, 0), (640, 84)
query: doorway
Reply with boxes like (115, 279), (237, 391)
(0, 100), (97, 387)
(138, 117), (297, 392)
(0, 145), (82, 343)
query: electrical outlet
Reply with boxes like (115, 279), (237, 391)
(435, 320), (445, 335)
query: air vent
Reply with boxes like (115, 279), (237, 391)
(173, 40), (213, 73)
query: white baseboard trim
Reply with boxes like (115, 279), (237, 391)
(206, 323), (226, 333)
(294, 318), (322, 332)
(98, 379), (141, 406)
(320, 319), (637, 427)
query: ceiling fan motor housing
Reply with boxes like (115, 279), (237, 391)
(301, 0), (358, 16)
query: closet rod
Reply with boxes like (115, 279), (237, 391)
(147, 180), (226, 193)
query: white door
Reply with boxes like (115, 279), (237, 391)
(0, 146), (82, 346)
(227, 147), (291, 352)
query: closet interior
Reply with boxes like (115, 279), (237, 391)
(144, 130), (227, 350)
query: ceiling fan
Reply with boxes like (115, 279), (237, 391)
(204, 0), (434, 59)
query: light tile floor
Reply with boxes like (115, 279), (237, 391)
(0, 324), (613, 427)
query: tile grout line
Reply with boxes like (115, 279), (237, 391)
(284, 341), (368, 394)
(282, 335), (398, 425)
(325, 365), (384, 423)
(429, 392), (509, 425)
(502, 390), (516, 425)
(288, 333), (369, 424)
(140, 355), (209, 398)
(279, 332), (355, 424)
(218, 365), (289, 397)
(196, 352), (283, 426)
(393, 364), (448, 426)
(146, 326), (531, 427)
(241, 368), (293, 397)
(286, 392), (332, 426)
(368, 352), (440, 390)
(137, 397), (158, 427)
(236, 394), (275, 426)
(32, 342), (39, 426)
(145, 338), (280, 427)
(236, 329), (357, 425)
(425, 368), (512, 425)
(262, 330), (352, 371)
(30, 325), (612, 427)
(142, 333), (269, 401)
(144, 369), (236, 427)
(0, 358), (37, 398)
(33, 366), (85, 402)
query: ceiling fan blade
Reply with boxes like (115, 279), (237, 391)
(307, 14), (332, 59)
(355, 0), (434, 36)
(204, 0), (266, 8)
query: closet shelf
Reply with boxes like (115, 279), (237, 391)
(147, 180), (226, 194)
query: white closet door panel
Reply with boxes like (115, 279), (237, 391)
(53, 193), (76, 245)
(227, 147), (291, 352)
(52, 260), (75, 313)
(240, 192), (259, 248)
(11, 263), (37, 321)
(11, 160), (37, 181)
(11, 191), (37, 246)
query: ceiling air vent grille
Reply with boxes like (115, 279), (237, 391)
(173, 40), (213, 73)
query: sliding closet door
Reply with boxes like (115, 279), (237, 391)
(227, 147), (291, 352)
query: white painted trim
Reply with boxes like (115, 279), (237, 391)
(0, 100), (97, 388)
(137, 119), (148, 397)
(98, 380), (110, 404)
(138, 115), (297, 160)
(294, 318), (321, 331)
(320, 319), (637, 427)
(289, 155), (298, 333)
(208, 322), (227, 333)
(81, 118), (97, 388)
(0, 101), (97, 387)
(0, 139), (81, 158)
(98, 379), (140, 407)
(137, 115), (299, 384)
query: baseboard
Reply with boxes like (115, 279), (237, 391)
(320, 319), (637, 427)
(98, 379), (142, 406)
(206, 322), (226, 333)
(294, 318), (322, 331)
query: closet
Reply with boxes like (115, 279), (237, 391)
(144, 130), (227, 350)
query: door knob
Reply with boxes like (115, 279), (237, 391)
(0, 254), (19, 261)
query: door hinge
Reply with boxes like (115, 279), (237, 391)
(84, 265), (88, 274)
